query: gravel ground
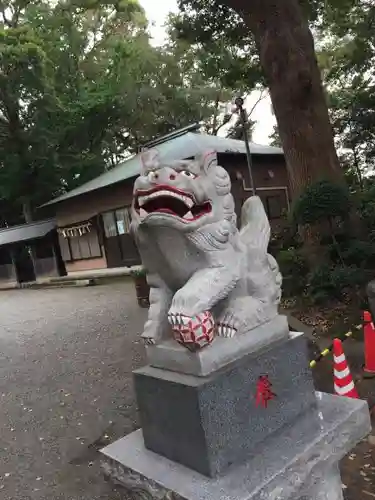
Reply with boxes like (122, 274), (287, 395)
(0, 283), (374, 499)
(0, 282), (147, 500)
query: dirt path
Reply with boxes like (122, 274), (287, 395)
(0, 283), (147, 499)
(0, 283), (373, 499)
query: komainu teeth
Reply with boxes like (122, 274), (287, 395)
(184, 197), (194, 208)
(168, 313), (175, 325)
(137, 190), (195, 209)
(183, 211), (193, 220)
(140, 208), (148, 218)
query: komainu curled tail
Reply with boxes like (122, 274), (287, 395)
(240, 196), (282, 306)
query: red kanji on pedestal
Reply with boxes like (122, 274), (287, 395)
(255, 375), (276, 408)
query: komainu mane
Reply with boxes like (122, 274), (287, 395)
(131, 149), (282, 351)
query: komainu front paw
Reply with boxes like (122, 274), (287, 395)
(217, 323), (237, 338)
(141, 320), (161, 346)
(141, 334), (157, 346)
(168, 311), (215, 351)
(216, 312), (239, 338)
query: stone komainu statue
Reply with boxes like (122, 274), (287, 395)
(131, 149), (282, 351)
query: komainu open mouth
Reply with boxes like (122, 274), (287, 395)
(135, 186), (212, 221)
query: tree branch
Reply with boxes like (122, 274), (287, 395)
(247, 88), (266, 118)
(0, 6), (12, 27)
(211, 91), (221, 135)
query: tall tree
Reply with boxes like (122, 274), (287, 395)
(176, 0), (346, 198)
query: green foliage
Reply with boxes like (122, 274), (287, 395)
(341, 240), (375, 268)
(307, 264), (367, 304)
(292, 180), (351, 225)
(287, 179), (375, 303)
(0, 0), (223, 225)
(269, 221), (300, 255)
(321, 231), (375, 268)
(174, 0), (325, 92)
(358, 184), (375, 233)
(276, 247), (307, 297)
(316, 1), (375, 181)
(173, 2), (263, 92)
(277, 247), (307, 276)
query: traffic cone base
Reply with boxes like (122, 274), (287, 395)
(333, 339), (359, 399)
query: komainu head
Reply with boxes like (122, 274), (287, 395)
(131, 149), (236, 232)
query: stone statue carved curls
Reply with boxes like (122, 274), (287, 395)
(131, 149), (281, 351)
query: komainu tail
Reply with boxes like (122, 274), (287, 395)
(239, 196), (282, 304)
(240, 196), (270, 252)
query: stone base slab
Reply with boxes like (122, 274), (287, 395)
(146, 315), (289, 376)
(101, 393), (371, 500)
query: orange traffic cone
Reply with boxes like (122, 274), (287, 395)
(333, 338), (359, 399)
(363, 311), (375, 377)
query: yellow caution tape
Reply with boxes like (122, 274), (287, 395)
(309, 324), (362, 369)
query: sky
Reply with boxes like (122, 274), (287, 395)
(138, 0), (276, 145)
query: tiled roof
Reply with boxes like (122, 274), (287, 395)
(0, 219), (56, 247)
(44, 132), (283, 207)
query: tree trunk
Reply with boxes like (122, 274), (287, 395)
(220, 0), (345, 199)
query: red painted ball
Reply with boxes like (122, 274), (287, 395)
(170, 311), (215, 351)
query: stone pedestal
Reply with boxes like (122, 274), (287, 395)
(134, 332), (316, 476)
(101, 393), (370, 500)
(100, 326), (371, 499)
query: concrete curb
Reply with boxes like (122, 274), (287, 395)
(21, 279), (94, 289)
(0, 274), (134, 291)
